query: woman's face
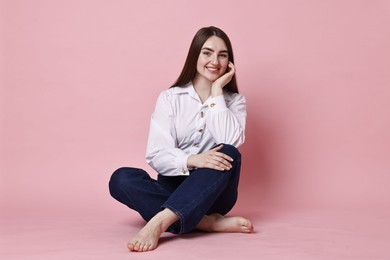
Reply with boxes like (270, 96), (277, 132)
(195, 36), (229, 83)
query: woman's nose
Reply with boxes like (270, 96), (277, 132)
(210, 54), (219, 65)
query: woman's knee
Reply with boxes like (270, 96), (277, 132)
(218, 143), (241, 161)
(109, 167), (144, 195)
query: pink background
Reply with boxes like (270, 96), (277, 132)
(1, 0), (390, 259)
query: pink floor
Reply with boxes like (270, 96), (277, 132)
(2, 205), (390, 260)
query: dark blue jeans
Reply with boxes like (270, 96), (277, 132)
(108, 144), (241, 234)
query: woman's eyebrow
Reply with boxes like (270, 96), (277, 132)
(201, 47), (228, 53)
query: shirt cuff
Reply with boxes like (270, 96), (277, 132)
(180, 153), (191, 175)
(208, 95), (227, 111)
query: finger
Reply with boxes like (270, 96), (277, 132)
(209, 158), (232, 171)
(228, 62), (236, 74)
(208, 163), (226, 171)
(211, 144), (224, 152)
(205, 159), (226, 171)
(215, 152), (233, 162)
(211, 153), (231, 165)
(215, 158), (232, 171)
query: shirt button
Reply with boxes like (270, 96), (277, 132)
(198, 129), (203, 133)
(210, 103), (216, 108)
(200, 111), (204, 118)
(182, 168), (186, 174)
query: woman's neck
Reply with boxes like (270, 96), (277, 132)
(193, 75), (212, 103)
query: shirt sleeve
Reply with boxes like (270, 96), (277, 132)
(145, 91), (191, 176)
(206, 93), (246, 147)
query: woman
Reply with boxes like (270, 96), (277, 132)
(109, 26), (254, 252)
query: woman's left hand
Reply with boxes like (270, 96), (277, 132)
(211, 62), (235, 97)
(187, 144), (233, 171)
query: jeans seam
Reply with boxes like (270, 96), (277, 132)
(160, 204), (184, 234)
(179, 172), (230, 232)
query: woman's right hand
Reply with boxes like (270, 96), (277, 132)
(187, 144), (233, 171)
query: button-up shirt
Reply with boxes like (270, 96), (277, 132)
(146, 82), (246, 176)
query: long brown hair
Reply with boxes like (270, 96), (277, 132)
(171, 26), (239, 94)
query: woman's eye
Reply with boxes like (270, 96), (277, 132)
(219, 54), (228, 58)
(202, 51), (211, 56)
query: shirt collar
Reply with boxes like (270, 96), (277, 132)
(172, 81), (234, 103)
(172, 82), (193, 94)
(172, 82), (201, 101)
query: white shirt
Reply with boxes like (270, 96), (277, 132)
(146, 82), (246, 176)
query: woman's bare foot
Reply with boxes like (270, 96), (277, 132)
(127, 209), (179, 252)
(197, 213), (254, 233)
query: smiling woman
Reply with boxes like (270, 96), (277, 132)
(197, 38), (230, 79)
(172, 26), (238, 95)
(194, 36), (232, 102)
(108, 26), (253, 252)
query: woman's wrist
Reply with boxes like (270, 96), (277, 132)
(187, 154), (196, 168)
(211, 85), (223, 97)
